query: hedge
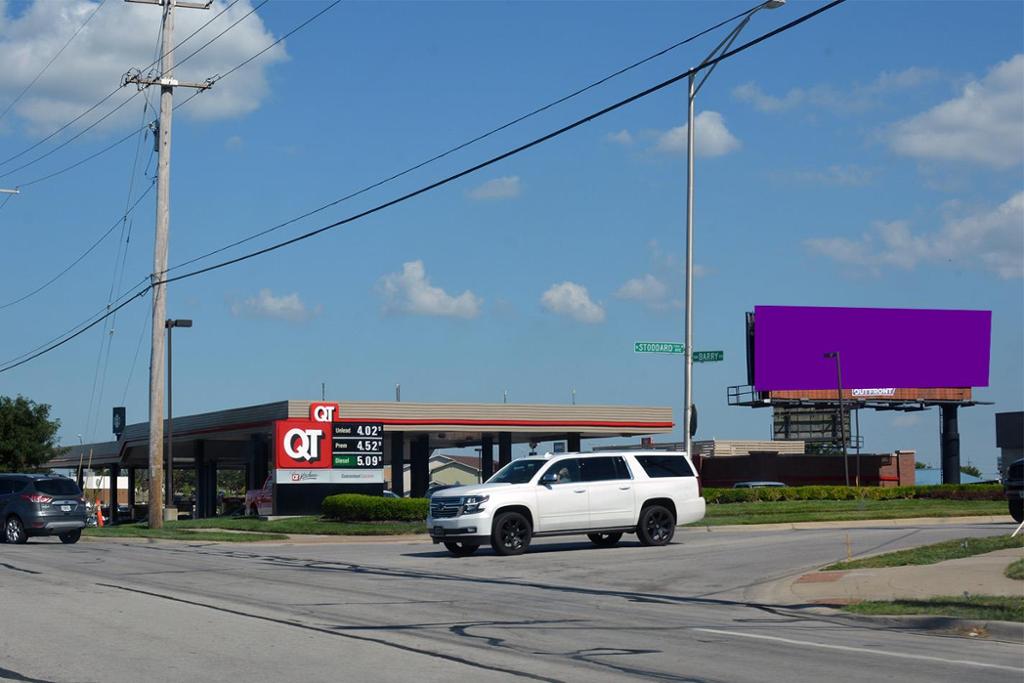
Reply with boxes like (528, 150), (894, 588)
(322, 494), (429, 521)
(702, 484), (1004, 504)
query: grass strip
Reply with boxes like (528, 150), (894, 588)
(1006, 559), (1024, 580)
(168, 516), (425, 536)
(691, 498), (1005, 527)
(84, 525), (288, 542)
(824, 534), (1023, 570)
(844, 595), (1024, 622)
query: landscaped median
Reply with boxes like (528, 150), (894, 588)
(692, 484), (1007, 526)
(818, 533), (1024, 623)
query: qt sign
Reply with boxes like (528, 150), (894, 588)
(274, 403), (341, 470)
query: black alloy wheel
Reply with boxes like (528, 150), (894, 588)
(637, 505), (675, 546)
(443, 541), (479, 557)
(587, 532), (623, 548)
(59, 529), (82, 544)
(491, 511), (532, 556)
(5, 516), (28, 544)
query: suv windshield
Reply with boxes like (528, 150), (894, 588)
(34, 479), (82, 496)
(488, 460), (545, 484)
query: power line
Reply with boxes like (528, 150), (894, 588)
(165, 0), (847, 287)
(0, 0), (847, 375)
(9, 0), (341, 189)
(0, 181), (154, 311)
(0, 0), (244, 171)
(0, 0), (109, 125)
(168, 1), (764, 274)
(172, 0), (269, 75)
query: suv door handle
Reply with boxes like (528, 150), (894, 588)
(618, 486), (631, 490)
(573, 489), (586, 494)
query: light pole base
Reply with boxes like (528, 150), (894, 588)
(163, 506), (178, 522)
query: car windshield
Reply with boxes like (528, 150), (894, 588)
(34, 479), (81, 496)
(488, 459), (545, 484)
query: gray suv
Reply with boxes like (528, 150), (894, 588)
(0, 474), (87, 544)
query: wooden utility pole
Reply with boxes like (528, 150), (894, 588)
(125, 0), (211, 528)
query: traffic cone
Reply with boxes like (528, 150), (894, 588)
(96, 499), (105, 528)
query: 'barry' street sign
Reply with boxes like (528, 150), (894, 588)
(693, 350), (724, 362)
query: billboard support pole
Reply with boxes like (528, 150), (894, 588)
(940, 404), (961, 485)
(825, 352), (849, 486)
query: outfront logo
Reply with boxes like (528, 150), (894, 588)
(275, 420), (331, 470)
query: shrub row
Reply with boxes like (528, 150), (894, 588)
(703, 484), (1004, 504)
(322, 494), (429, 521)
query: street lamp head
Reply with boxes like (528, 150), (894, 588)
(165, 319), (193, 328)
(763, 0), (786, 8)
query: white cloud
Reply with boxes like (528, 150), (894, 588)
(615, 274), (666, 302)
(888, 54), (1024, 168)
(378, 260), (482, 319)
(468, 176), (520, 200)
(733, 66), (941, 114)
(0, 0), (287, 132)
(656, 111), (740, 157)
(231, 289), (319, 322)
(540, 282), (605, 324)
(606, 129), (633, 145)
(806, 191), (1024, 279)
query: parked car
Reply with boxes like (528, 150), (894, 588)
(0, 474), (88, 544)
(427, 451), (705, 557)
(382, 490), (401, 499)
(733, 481), (786, 489)
(1005, 458), (1023, 523)
(244, 475), (273, 517)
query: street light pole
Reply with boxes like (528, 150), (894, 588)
(824, 351), (849, 486)
(165, 318), (192, 520)
(683, 0), (785, 456)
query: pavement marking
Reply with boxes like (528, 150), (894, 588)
(692, 628), (1022, 672)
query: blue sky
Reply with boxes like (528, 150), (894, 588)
(0, 1), (1020, 475)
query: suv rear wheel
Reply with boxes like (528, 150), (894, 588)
(637, 505), (675, 546)
(59, 529), (82, 544)
(491, 511), (531, 556)
(1010, 498), (1023, 523)
(5, 516), (28, 544)
(587, 532), (623, 547)
(443, 541), (479, 557)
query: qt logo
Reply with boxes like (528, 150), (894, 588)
(283, 428), (323, 462)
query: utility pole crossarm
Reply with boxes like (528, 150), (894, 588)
(125, 74), (213, 91)
(126, 0), (212, 8)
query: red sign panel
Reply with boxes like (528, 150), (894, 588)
(275, 420), (331, 469)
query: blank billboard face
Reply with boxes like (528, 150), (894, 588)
(753, 306), (991, 391)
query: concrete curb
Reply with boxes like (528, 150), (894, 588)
(799, 607), (1023, 643)
(687, 515), (1013, 532)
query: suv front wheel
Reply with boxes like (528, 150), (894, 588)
(637, 505), (675, 546)
(491, 511), (532, 556)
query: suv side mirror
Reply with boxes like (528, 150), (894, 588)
(540, 472), (559, 486)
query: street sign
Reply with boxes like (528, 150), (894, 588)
(331, 422), (384, 468)
(693, 350), (724, 363)
(634, 341), (685, 354)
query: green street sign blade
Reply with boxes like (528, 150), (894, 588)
(634, 341), (685, 354)
(693, 350), (724, 363)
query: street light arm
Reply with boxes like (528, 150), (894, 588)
(693, 14), (753, 96)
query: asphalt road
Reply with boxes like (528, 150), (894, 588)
(1, 521), (1021, 683)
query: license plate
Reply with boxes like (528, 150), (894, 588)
(433, 526), (444, 537)
(61, 505), (72, 512)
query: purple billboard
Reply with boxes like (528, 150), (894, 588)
(753, 306), (991, 391)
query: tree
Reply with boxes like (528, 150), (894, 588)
(960, 464), (982, 478)
(0, 395), (67, 472)
(915, 461), (928, 470)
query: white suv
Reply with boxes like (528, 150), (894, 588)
(427, 451), (705, 556)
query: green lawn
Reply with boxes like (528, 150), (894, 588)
(844, 595), (1024, 622)
(168, 516), (426, 536)
(824, 534), (1023, 571)
(1006, 559), (1024, 580)
(84, 525), (288, 542)
(690, 499), (1006, 527)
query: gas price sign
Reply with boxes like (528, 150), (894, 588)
(332, 422), (384, 468)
